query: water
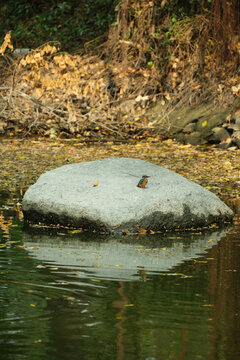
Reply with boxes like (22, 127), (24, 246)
(0, 191), (240, 360)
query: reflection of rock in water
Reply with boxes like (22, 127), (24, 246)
(23, 228), (231, 281)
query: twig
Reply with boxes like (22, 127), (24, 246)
(14, 90), (64, 119)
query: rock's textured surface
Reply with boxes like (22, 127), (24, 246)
(22, 158), (233, 233)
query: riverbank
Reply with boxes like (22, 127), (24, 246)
(1, 137), (239, 216)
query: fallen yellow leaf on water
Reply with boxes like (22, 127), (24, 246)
(138, 228), (147, 234)
(34, 339), (42, 343)
(69, 229), (82, 234)
(16, 244), (27, 249)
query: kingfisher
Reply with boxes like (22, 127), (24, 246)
(137, 175), (150, 188)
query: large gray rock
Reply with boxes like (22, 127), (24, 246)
(22, 157), (233, 233)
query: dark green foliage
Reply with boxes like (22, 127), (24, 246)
(165, 0), (212, 16)
(0, 0), (115, 51)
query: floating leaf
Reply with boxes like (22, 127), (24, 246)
(69, 229), (83, 234)
(138, 228), (147, 235)
(0, 244), (7, 248)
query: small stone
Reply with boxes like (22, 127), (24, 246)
(185, 131), (208, 145)
(182, 122), (196, 133)
(209, 127), (230, 143)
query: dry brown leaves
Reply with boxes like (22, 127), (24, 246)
(0, 36), (154, 137)
(0, 29), (239, 141)
(0, 31), (14, 56)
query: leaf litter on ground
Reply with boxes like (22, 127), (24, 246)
(0, 137), (239, 217)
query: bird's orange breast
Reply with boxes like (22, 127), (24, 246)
(138, 178), (148, 188)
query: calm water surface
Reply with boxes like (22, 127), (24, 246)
(0, 191), (240, 360)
